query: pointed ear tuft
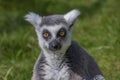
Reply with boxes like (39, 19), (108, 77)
(64, 9), (80, 26)
(24, 12), (42, 27)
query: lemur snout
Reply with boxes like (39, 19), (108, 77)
(49, 40), (61, 51)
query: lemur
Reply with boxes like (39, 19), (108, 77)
(25, 9), (105, 80)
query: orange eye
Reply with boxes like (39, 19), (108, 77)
(59, 31), (65, 36)
(43, 33), (49, 38)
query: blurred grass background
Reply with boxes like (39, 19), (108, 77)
(0, 0), (120, 80)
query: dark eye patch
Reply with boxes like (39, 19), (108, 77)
(42, 29), (51, 40)
(57, 28), (66, 38)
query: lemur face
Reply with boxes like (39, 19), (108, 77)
(37, 23), (71, 52)
(25, 9), (80, 52)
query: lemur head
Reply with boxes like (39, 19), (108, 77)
(25, 9), (80, 53)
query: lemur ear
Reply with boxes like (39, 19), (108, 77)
(64, 9), (80, 26)
(25, 12), (42, 28)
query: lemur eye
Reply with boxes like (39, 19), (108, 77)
(42, 29), (51, 40)
(43, 33), (49, 38)
(59, 31), (65, 37)
(57, 28), (66, 37)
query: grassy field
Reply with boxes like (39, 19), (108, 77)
(0, 0), (120, 80)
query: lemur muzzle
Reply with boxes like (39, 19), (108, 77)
(49, 40), (61, 51)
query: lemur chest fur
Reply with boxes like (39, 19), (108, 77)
(43, 61), (70, 80)
(42, 51), (70, 80)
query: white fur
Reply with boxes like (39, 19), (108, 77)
(93, 75), (105, 80)
(43, 50), (70, 80)
(44, 64), (70, 80)
(25, 12), (42, 27)
(64, 9), (80, 25)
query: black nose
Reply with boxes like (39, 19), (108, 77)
(49, 40), (61, 51)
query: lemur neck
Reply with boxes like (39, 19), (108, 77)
(42, 49), (67, 70)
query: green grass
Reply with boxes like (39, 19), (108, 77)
(0, 0), (120, 80)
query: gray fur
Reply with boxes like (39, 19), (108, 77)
(65, 41), (103, 79)
(40, 15), (67, 26)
